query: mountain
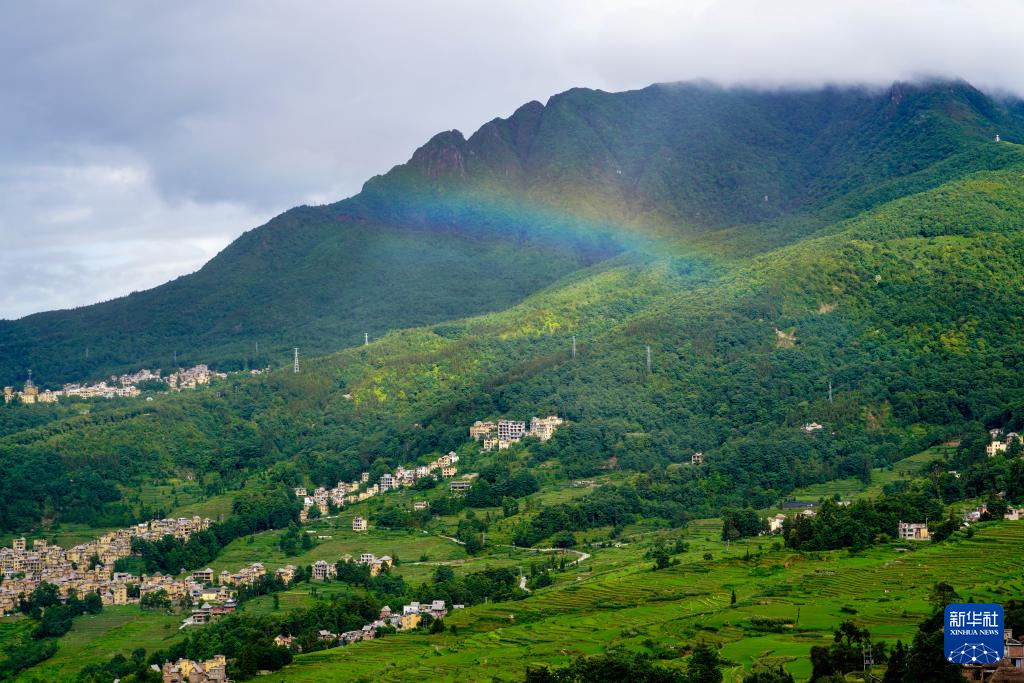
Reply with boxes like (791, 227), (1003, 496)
(5, 79), (1024, 533)
(3, 79), (1023, 388)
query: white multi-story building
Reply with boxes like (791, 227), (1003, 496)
(498, 419), (526, 443)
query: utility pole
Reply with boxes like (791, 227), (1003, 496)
(173, 350), (177, 366)
(571, 335), (576, 360)
(293, 348), (299, 374)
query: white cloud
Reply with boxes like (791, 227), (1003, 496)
(2, 0), (1024, 317)
(0, 156), (266, 318)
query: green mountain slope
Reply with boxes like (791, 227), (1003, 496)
(5, 136), (1024, 531)
(4, 79), (1023, 388)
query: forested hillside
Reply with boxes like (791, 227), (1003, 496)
(4, 99), (1024, 534)
(4, 79), (1023, 387)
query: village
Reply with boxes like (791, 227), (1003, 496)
(0, 516), (215, 614)
(0, 414), (567, 681)
(469, 415), (564, 451)
(295, 415), (565, 520)
(160, 592), (463, 683)
(2, 364), (225, 404)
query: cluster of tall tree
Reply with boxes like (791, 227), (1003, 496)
(130, 488), (297, 573)
(512, 486), (642, 547)
(783, 491), (944, 551)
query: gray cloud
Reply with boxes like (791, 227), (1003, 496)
(3, 0), (1023, 318)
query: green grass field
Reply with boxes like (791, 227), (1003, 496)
(253, 520), (1024, 683)
(9, 513), (1024, 682)
(11, 606), (184, 683)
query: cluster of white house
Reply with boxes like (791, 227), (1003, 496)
(181, 564), (301, 628)
(764, 501), (1024, 542)
(310, 552), (393, 581)
(962, 502), (1024, 524)
(295, 473), (370, 520)
(470, 416), (564, 451)
(273, 600), (461, 650)
(0, 516), (214, 614)
(3, 364), (224, 405)
(158, 655), (228, 683)
(296, 451), (463, 521)
(164, 364), (226, 390)
(987, 428), (1024, 457)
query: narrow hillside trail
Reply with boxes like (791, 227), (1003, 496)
(420, 529), (592, 569)
(510, 545), (591, 566)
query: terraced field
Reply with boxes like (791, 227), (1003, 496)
(260, 520), (1024, 682)
(11, 607), (184, 683)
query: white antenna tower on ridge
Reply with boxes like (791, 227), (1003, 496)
(293, 347), (300, 374)
(364, 333), (369, 346)
(646, 345), (652, 373)
(572, 335), (577, 360)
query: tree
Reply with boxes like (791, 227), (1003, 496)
(432, 565), (455, 584)
(652, 545), (672, 571)
(928, 582), (959, 610)
(553, 531), (577, 548)
(83, 591), (103, 615)
(524, 652), (685, 682)
(742, 667), (794, 683)
(502, 496), (520, 517)
(883, 640), (907, 683)
(686, 643), (722, 683)
(905, 611), (964, 682)
(730, 590), (737, 606)
(140, 589), (171, 610)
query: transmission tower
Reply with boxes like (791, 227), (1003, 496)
(293, 347), (300, 374)
(646, 345), (652, 373)
(863, 641), (873, 672)
(828, 379), (833, 404)
(571, 335), (577, 360)
(364, 333), (369, 346)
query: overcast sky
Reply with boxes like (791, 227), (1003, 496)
(2, 0), (1022, 319)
